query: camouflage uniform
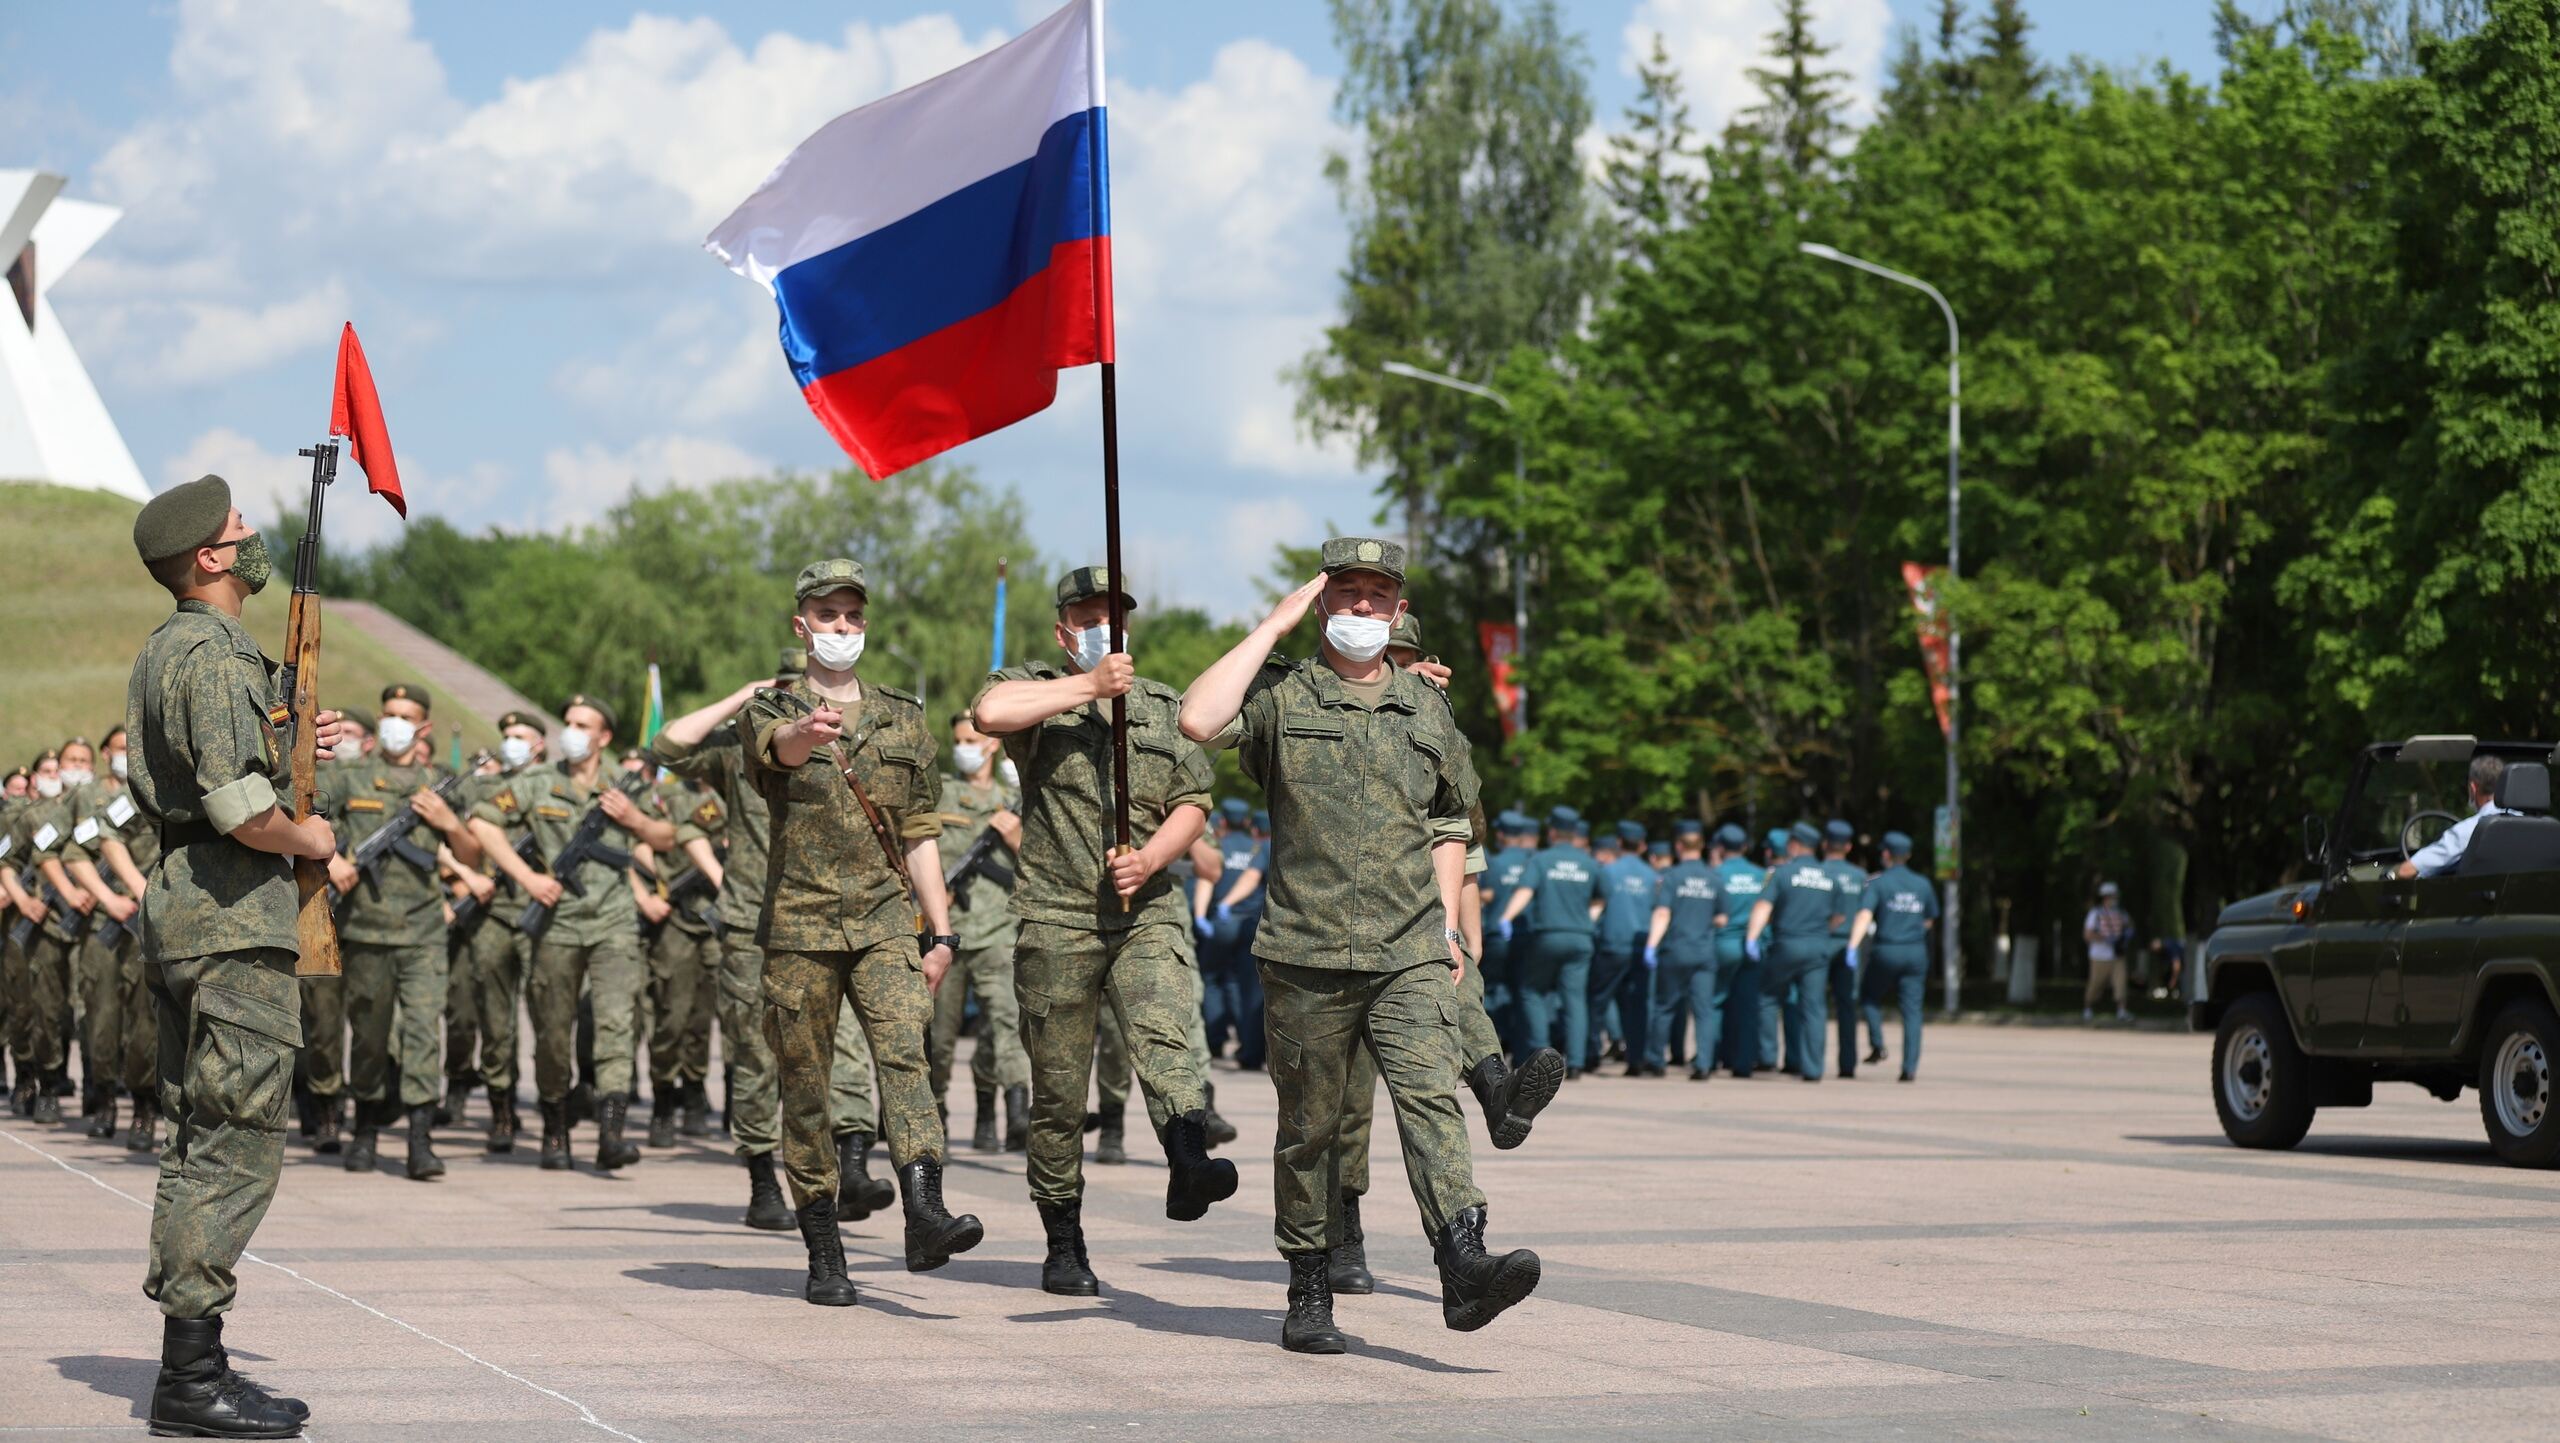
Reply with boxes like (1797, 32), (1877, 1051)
(1213, 652), (1484, 1256)
(126, 598), (305, 1320)
(928, 773), (1028, 1107)
(654, 719), (877, 1159)
(975, 660), (1214, 1208)
(453, 763), (531, 1102)
(644, 778), (723, 1101)
(19, 789), (84, 1083)
(329, 754), (453, 1113)
(66, 781), (158, 1114)
(742, 677), (943, 1207)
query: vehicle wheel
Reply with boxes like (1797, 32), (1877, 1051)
(2476, 998), (2560, 1167)
(2213, 992), (2313, 1150)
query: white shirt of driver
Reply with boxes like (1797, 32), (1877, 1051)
(2410, 799), (2517, 878)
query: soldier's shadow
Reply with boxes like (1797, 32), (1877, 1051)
(621, 1263), (955, 1320)
(49, 1354), (154, 1418)
(1008, 1282), (1490, 1374)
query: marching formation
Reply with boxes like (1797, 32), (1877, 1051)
(0, 474), (1944, 1437)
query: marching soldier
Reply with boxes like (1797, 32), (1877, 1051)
(1848, 831), (1939, 1082)
(1643, 821), (1721, 1080)
(641, 770), (726, 1147)
(1819, 820), (1868, 1079)
(1708, 823), (1762, 1077)
(449, 711), (545, 1152)
(744, 559), (979, 1305)
(1, 752), (56, 1117)
(1498, 807), (1603, 1079)
(930, 713), (1029, 1151)
(63, 726), (156, 1144)
(1183, 538), (1540, 1355)
(127, 473), (346, 1437)
(972, 566), (1235, 1297)
(22, 739), (96, 1124)
(1744, 823), (1842, 1083)
(296, 707), (368, 1152)
(1595, 820), (1659, 1073)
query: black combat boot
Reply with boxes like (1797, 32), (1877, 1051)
(835, 1131), (895, 1221)
(567, 1080), (595, 1127)
(1201, 1081), (1238, 1148)
(86, 1081), (119, 1138)
(1036, 1198), (1099, 1296)
(438, 1073), (469, 1128)
(1161, 1111), (1239, 1222)
(970, 1087), (999, 1151)
(30, 1070), (61, 1124)
(1466, 1048), (1564, 1152)
(404, 1105), (445, 1181)
(127, 1095), (159, 1153)
(486, 1087), (518, 1154)
(742, 1152), (794, 1231)
(8, 1069), (31, 1116)
(898, 1156), (984, 1272)
(148, 1316), (304, 1439)
(202, 1314), (309, 1422)
(1281, 1250), (1348, 1354)
(679, 1078), (711, 1138)
(538, 1099), (572, 1171)
(1433, 1204), (1541, 1332)
(1003, 1083), (1029, 1153)
(311, 1097), (342, 1156)
(647, 1089), (678, 1149)
(1092, 1104), (1127, 1166)
(343, 1100), (380, 1174)
(593, 1093), (640, 1170)
(1329, 1191), (1375, 1294)
(719, 1064), (736, 1136)
(793, 1194), (860, 1307)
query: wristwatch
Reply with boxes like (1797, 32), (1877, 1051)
(1444, 927), (1466, 946)
(925, 933), (960, 954)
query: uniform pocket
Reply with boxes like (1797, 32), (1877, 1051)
(191, 983), (298, 1131)
(1404, 731), (1445, 807)
(763, 975), (808, 1016)
(1279, 716), (1346, 783)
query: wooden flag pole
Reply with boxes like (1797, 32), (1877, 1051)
(1101, 361), (1133, 863)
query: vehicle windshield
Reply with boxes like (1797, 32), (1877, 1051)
(2340, 756), (2472, 863)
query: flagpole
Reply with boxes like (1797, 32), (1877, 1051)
(1087, 0), (1131, 859)
(992, 557), (1009, 673)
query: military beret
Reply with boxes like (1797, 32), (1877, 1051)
(1825, 819), (1854, 844)
(778, 646), (807, 679)
(338, 707), (374, 733)
(1674, 819), (1705, 838)
(561, 693), (618, 733)
(1617, 821), (1647, 846)
(1219, 798), (1250, 821)
(1648, 840), (1672, 858)
(1251, 810), (1271, 831)
(1320, 536), (1405, 582)
(1764, 828), (1790, 853)
(1882, 830), (1914, 854)
(1055, 565), (1137, 614)
(1791, 822), (1822, 849)
(134, 474), (233, 565)
(496, 710), (540, 733)
(1548, 805), (1582, 828)
(1716, 823), (1748, 849)
(794, 557), (867, 603)
(381, 682), (431, 713)
(1387, 612), (1424, 652)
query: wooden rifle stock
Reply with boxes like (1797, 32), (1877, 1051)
(287, 442), (341, 977)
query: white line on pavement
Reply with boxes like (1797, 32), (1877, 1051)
(1, 1124), (651, 1443)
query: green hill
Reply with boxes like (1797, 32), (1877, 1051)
(0, 481), (500, 769)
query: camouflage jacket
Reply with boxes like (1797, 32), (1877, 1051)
(458, 765), (531, 931)
(469, 759), (658, 946)
(653, 719), (771, 937)
(742, 677), (938, 953)
(65, 777), (157, 895)
(936, 774), (1020, 952)
(21, 786), (90, 943)
(652, 774), (725, 938)
(330, 755), (452, 947)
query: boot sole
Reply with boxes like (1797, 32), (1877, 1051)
(804, 1286), (861, 1307)
(1491, 1052), (1566, 1151)
(1041, 1276), (1101, 1296)
(1329, 1270), (1376, 1295)
(1165, 1159), (1239, 1222)
(906, 1216), (985, 1272)
(1281, 1330), (1349, 1355)
(1445, 1250), (1541, 1332)
(744, 1211), (796, 1232)
(147, 1418), (300, 1439)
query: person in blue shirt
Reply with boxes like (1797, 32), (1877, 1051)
(1756, 827), (1794, 1071)
(1709, 824), (1764, 1078)
(1196, 798), (1267, 1067)
(1480, 811), (1539, 1061)
(1590, 821), (1659, 1073)
(1497, 807), (1604, 1079)
(1848, 831), (1940, 1082)
(1819, 820), (1870, 1080)
(1745, 824), (1846, 1082)
(1643, 821), (1719, 1079)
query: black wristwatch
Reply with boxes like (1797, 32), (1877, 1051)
(925, 933), (960, 955)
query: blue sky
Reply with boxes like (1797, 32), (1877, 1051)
(7, 0), (2230, 618)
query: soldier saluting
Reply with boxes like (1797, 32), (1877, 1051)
(126, 474), (350, 1439)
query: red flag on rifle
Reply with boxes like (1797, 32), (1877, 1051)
(329, 323), (405, 516)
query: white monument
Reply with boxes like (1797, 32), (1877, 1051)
(0, 170), (148, 502)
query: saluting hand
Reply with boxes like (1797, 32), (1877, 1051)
(1086, 654), (1135, 701)
(1262, 574), (1327, 636)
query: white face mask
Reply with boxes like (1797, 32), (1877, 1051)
(1067, 624), (1118, 673)
(953, 743), (988, 777)
(109, 753), (128, 781)
(999, 758), (1020, 787)
(375, 717), (419, 758)
(33, 774), (62, 799)
(59, 768), (93, 789)
(559, 727), (593, 763)
(807, 629), (865, 672)
(499, 736), (533, 769)
(1323, 609), (1394, 663)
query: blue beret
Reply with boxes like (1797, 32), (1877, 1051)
(1673, 819), (1705, 838)
(1825, 819), (1854, 843)
(1251, 810), (1270, 831)
(1716, 823), (1747, 849)
(1548, 805), (1582, 828)
(1882, 830), (1914, 853)
(1647, 840), (1672, 858)
(1219, 798), (1250, 820)
(1790, 822), (1822, 848)
(1765, 829), (1790, 852)
(1616, 821), (1646, 845)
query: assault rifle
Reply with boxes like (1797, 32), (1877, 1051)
(942, 826), (1015, 914)
(5, 859), (82, 949)
(450, 830), (542, 953)
(637, 858), (724, 944)
(518, 772), (653, 943)
(331, 772), (468, 922)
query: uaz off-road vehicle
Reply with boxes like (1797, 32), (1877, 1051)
(2191, 737), (2560, 1166)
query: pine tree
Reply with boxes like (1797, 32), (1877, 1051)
(1603, 34), (1702, 252)
(1737, 0), (1854, 180)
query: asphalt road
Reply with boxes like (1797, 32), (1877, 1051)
(6, 1023), (2554, 1441)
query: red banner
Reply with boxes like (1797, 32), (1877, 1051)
(1902, 562), (1952, 736)
(1478, 622), (1525, 739)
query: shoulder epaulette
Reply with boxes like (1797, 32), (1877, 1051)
(877, 685), (922, 708)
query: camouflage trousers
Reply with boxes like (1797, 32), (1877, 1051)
(296, 973), (346, 1101)
(78, 926), (153, 1097)
(1, 935), (23, 1078)
(345, 940), (446, 1110)
(145, 947), (299, 1320)
(646, 924), (717, 1089)
(18, 930), (74, 1072)
(444, 921), (481, 1086)
(117, 931), (158, 1097)
(763, 940), (934, 1209)
(1262, 958), (1483, 1255)
(928, 941), (1029, 1103)
(456, 921), (525, 1094)
(526, 932), (640, 1103)
(1337, 947), (1502, 1197)
(718, 932), (874, 1157)
(1017, 920), (1207, 1206)
(1092, 951), (1214, 1113)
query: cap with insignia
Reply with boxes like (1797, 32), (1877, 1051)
(778, 646), (807, 680)
(1219, 798), (1249, 821)
(1882, 830), (1914, 854)
(1319, 535), (1405, 582)
(1716, 823), (1747, 849)
(1055, 565), (1137, 614)
(1617, 821), (1647, 847)
(1791, 822), (1822, 849)
(381, 682), (432, 714)
(794, 557), (867, 603)
(1764, 828), (1790, 853)
(1824, 819), (1854, 844)
(497, 710), (539, 733)
(1674, 819), (1705, 838)
(134, 474), (234, 566)
(1387, 612), (1424, 652)
(1564, 816), (1589, 838)
(562, 693), (619, 734)
(1547, 804), (1582, 829)
(1648, 840), (1672, 858)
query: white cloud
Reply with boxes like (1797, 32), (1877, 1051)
(1624, 0), (1892, 136)
(120, 280), (347, 389)
(161, 423), (402, 550)
(539, 435), (770, 528)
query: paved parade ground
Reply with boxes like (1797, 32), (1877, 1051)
(7, 1023), (2560, 1441)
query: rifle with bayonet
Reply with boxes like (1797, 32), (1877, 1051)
(280, 441), (342, 977)
(518, 771), (654, 943)
(331, 772), (468, 923)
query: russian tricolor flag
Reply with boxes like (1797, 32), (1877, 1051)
(706, 0), (1111, 480)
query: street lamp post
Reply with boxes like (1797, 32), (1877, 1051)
(1798, 242), (1964, 1017)
(1379, 359), (1528, 730)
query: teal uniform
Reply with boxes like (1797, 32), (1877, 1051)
(1645, 858), (1718, 1072)
(1482, 841), (1534, 1056)
(1757, 855), (1842, 1080)
(1856, 864), (1939, 1079)
(1712, 856), (1765, 1075)
(1512, 844), (1601, 1066)
(1588, 854), (1659, 1069)
(1821, 856), (1869, 1075)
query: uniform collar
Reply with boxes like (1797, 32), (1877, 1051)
(1303, 659), (1420, 713)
